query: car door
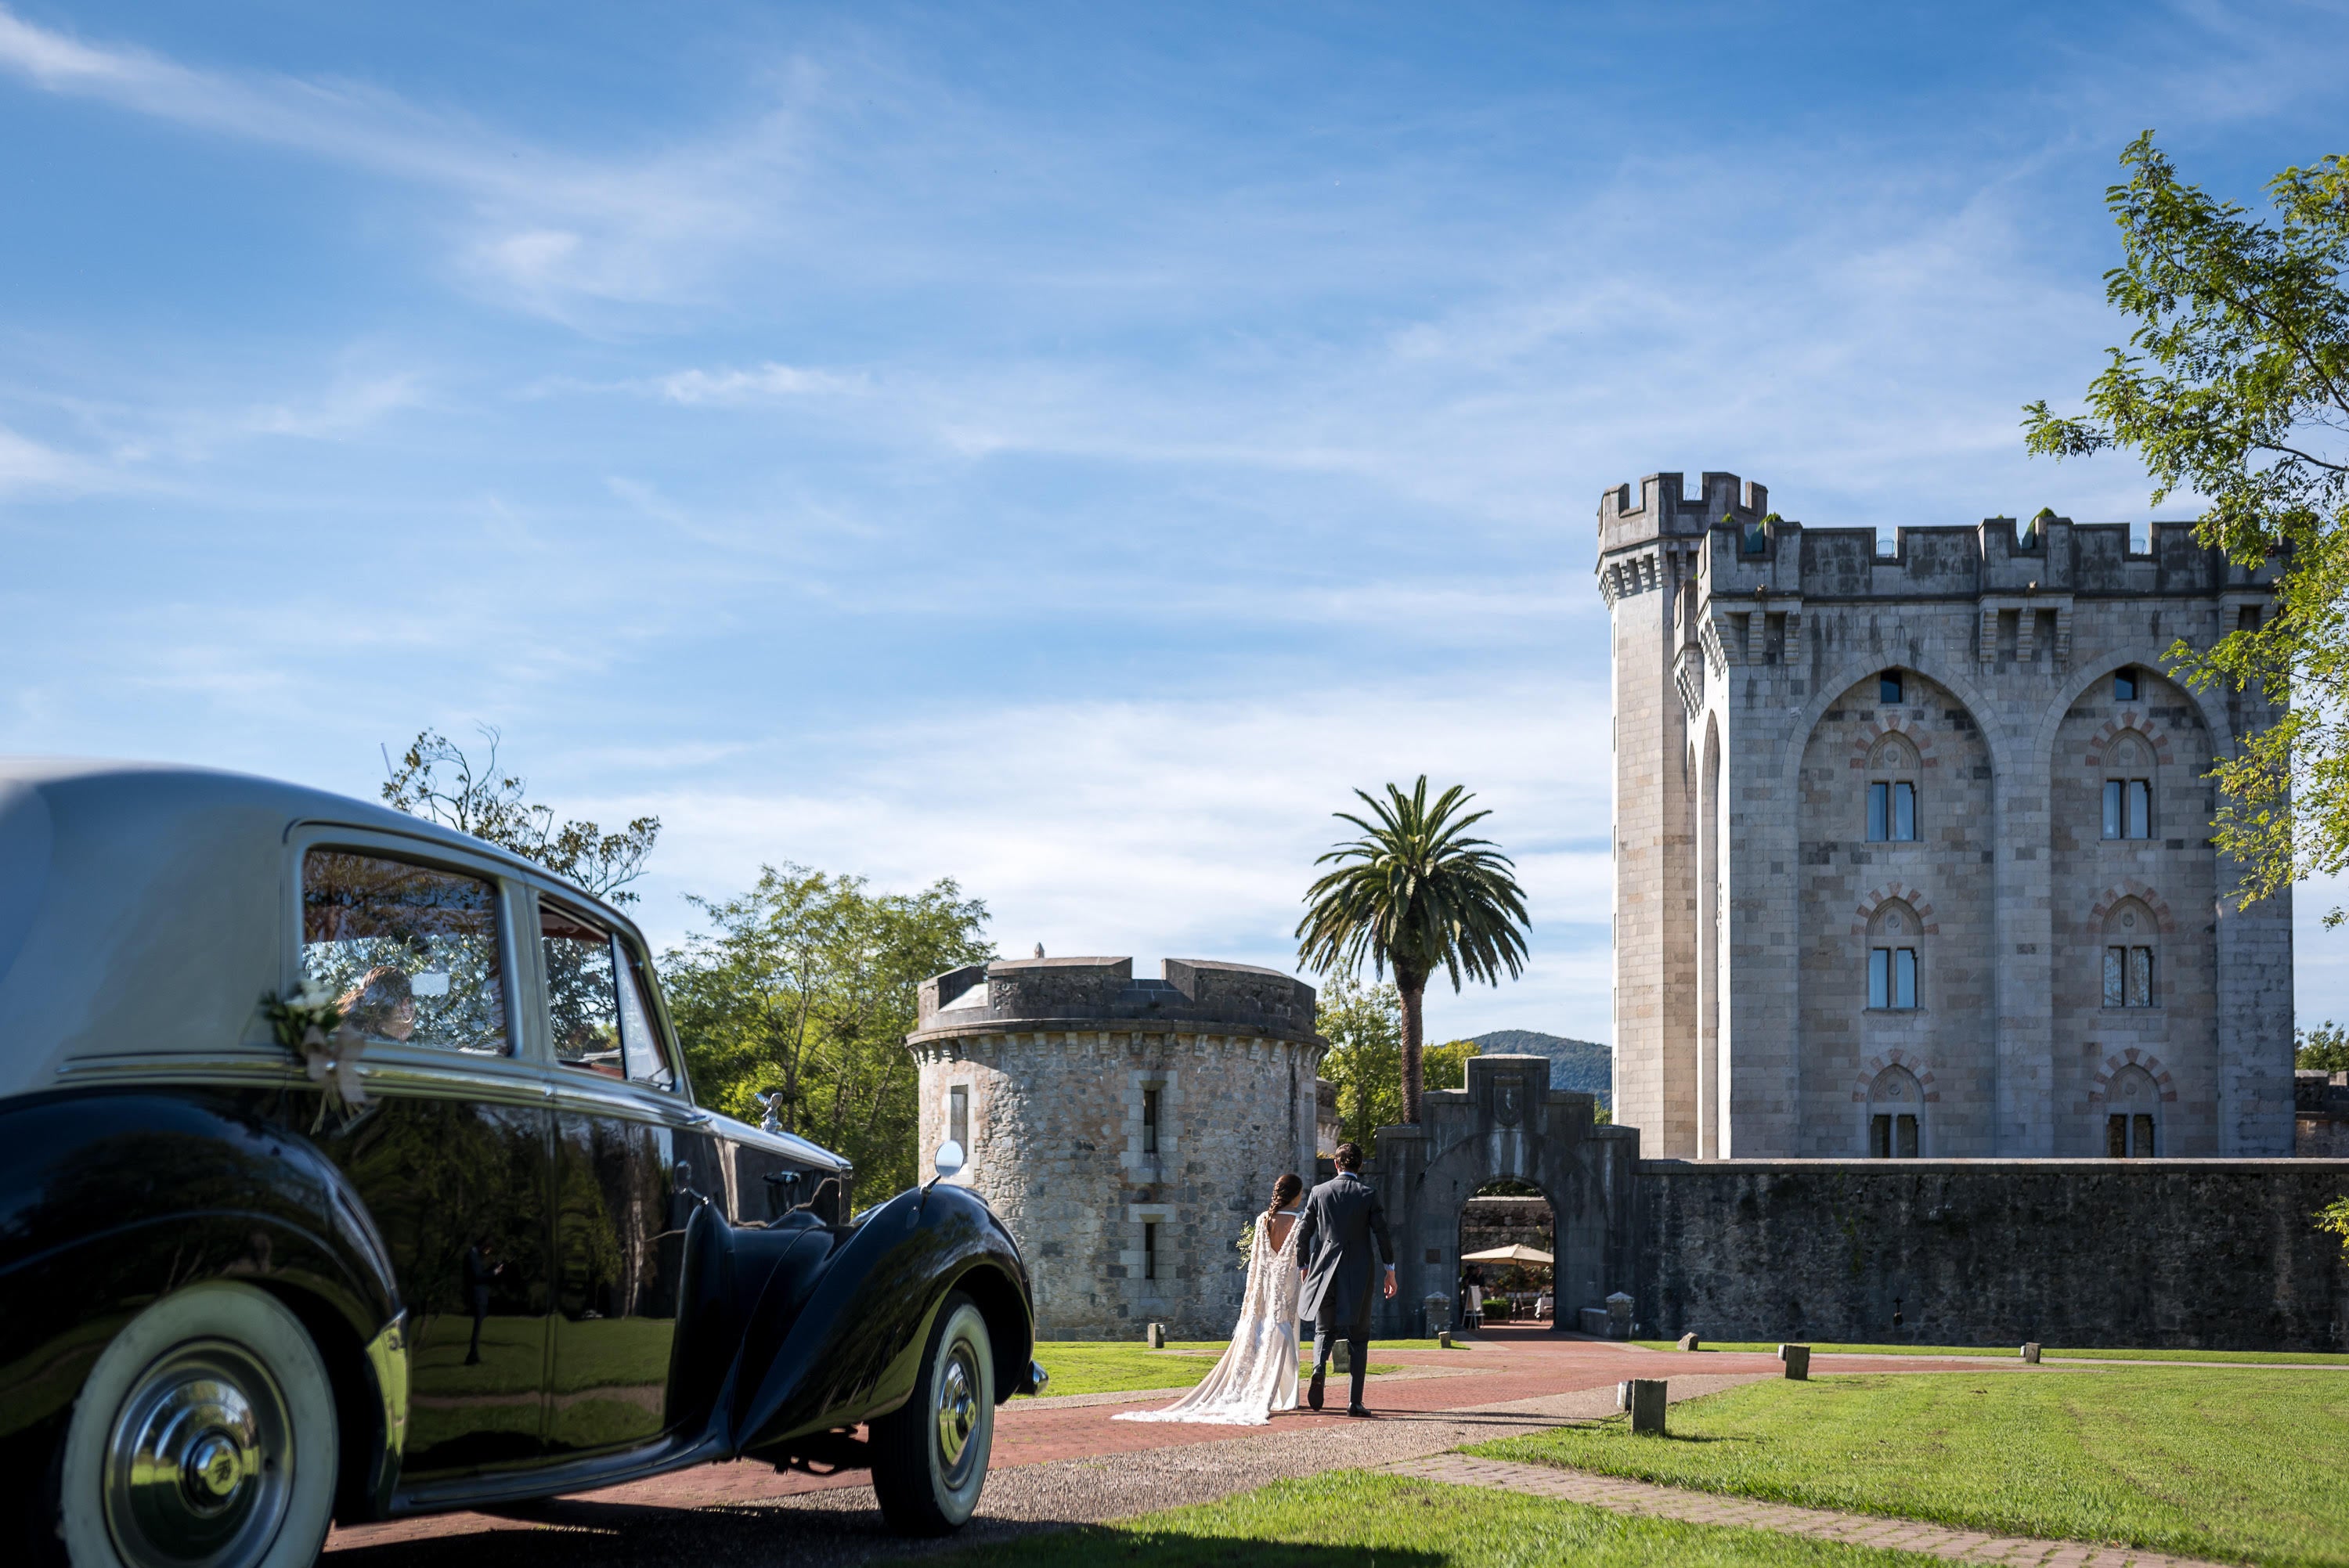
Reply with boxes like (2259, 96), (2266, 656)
(535, 896), (707, 1456)
(294, 835), (554, 1477)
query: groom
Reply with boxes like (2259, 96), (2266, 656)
(1294, 1141), (1396, 1417)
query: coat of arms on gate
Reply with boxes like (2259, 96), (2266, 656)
(1494, 1075), (1524, 1126)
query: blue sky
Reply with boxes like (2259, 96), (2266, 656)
(5, 1), (2348, 1044)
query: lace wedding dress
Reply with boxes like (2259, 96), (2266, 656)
(1113, 1209), (1302, 1426)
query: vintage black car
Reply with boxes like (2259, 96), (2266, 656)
(0, 760), (1043, 1568)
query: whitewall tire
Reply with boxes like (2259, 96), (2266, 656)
(869, 1292), (994, 1535)
(56, 1282), (338, 1568)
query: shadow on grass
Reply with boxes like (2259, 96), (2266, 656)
(330, 1501), (1440, 1568)
(947, 1525), (1443, 1566)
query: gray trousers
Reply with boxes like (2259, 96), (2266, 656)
(1310, 1298), (1369, 1408)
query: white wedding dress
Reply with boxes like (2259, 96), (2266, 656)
(1113, 1209), (1302, 1426)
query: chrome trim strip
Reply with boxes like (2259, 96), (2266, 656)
(543, 1074), (711, 1129)
(56, 1054), (305, 1087)
(54, 1051), (552, 1112)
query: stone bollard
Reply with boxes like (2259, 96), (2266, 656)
(1605, 1292), (1635, 1340)
(1778, 1343), (1811, 1380)
(1678, 1332), (1701, 1352)
(2021, 1342), (2042, 1364)
(1423, 1293), (1452, 1339)
(1438, 1329), (1453, 1349)
(1618, 1378), (1668, 1433)
(1145, 1322), (1165, 1350)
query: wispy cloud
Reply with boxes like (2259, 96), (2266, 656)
(0, 423), (106, 496)
(0, 5), (789, 320)
(244, 373), (424, 440)
(622, 678), (1617, 1040)
(655, 362), (869, 405)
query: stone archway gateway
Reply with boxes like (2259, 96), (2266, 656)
(1368, 1054), (1640, 1337)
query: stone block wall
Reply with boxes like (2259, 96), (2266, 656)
(1600, 471), (2293, 1159)
(1633, 1158), (2349, 1350)
(908, 957), (1322, 1339)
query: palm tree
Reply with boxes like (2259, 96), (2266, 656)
(1295, 777), (1530, 1126)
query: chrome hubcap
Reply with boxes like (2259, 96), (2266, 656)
(934, 1339), (980, 1486)
(104, 1341), (293, 1568)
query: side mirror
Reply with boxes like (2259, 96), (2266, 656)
(933, 1139), (966, 1180)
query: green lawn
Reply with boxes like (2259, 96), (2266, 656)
(1634, 1339), (2349, 1365)
(1474, 1369), (2349, 1568)
(943, 1470), (1950, 1567)
(1030, 1342), (1401, 1397)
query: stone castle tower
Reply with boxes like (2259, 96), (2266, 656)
(907, 956), (1323, 1338)
(1599, 471), (2293, 1158)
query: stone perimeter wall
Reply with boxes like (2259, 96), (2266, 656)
(1633, 1158), (2349, 1350)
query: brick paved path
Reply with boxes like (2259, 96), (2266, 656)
(324, 1333), (2073, 1566)
(1386, 1453), (2232, 1568)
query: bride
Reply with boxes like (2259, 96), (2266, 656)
(1114, 1173), (1304, 1426)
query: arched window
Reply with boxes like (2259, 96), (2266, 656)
(2101, 898), (2158, 1009)
(2105, 1064), (2160, 1156)
(1867, 734), (1920, 843)
(2102, 731), (2154, 841)
(1867, 1064), (1923, 1158)
(1866, 900), (1921, 1011)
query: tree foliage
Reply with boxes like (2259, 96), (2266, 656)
(1296, 777), (1530, 1123)
(1312, 977), (1478, 1150)
(383, 726), (660, 903)
(662, 864), (991, 1201)
(2299, 1018), (2349, 1072)
(2023, 133), (2349, 914)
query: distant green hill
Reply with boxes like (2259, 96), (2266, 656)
(1468, 1029), (1611, 1108)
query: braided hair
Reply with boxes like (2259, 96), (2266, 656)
(1265, 1173), (1303, 1218)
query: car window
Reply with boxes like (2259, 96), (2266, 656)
(301, 849), (509, 1054)
(543, 901), (676, 1090)
(615, 943), (678, 1090)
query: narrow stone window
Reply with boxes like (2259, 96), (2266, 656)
(2102, 736), (2154, 840)
(1997, 609), (2020, 661)
(2102, 779), (2152, 839)
(2114, 667), (2138, 702)
(2101, 900), (2159, 1009)
(1868, 781), (1918, 842)
(948, 1084), (969, 1152)
(2105, 1065), (2160, 1155)
(1866, 734), (1920, 843)
(1867, 1065), (1924, 1156)
(1143, 1221), (1159, 1280)
(1867, 946), (1917, 1009)
(1879, 670), (1903, 705)
(1142, 1087), (1160, 1155)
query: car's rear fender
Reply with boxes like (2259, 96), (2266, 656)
(0, 1092), (408, 1520)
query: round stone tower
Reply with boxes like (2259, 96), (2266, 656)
(907, 955), (1324, 1339)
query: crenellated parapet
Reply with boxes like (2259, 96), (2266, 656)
(912, 956), (1318, 1044)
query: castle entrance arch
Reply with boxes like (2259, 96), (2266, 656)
(1368, 1054), (1640, 1338)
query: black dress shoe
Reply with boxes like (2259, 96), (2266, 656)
(1307, 1372), (1325, 1410)
(1346, 1404), (1373, 1418)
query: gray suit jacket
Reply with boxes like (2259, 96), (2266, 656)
(1294, 1170), (1394, 1332)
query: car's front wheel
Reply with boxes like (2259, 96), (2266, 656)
(54, 1282), (338, 1568)
(869, 1291), (994, 1534)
